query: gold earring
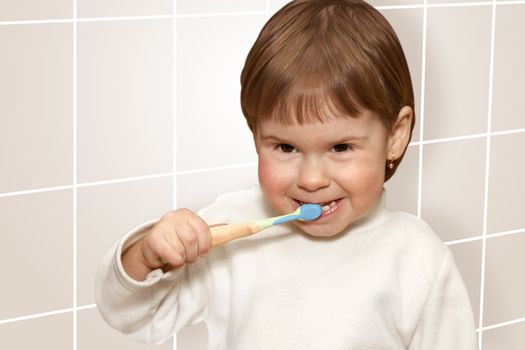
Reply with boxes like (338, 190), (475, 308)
(387, 154), (396, 170)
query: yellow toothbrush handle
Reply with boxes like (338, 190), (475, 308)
(210, 222), (261, 248)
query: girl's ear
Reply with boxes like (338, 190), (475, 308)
(388, 106), (413, 158)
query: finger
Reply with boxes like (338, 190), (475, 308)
(146, 222), (186, 267)
(146, 233), (185, 268)
(159, 238), (186, 267)
(141, 237), (164, 268)
(188, 217), (213, 256)
(176, 224), (199, 263)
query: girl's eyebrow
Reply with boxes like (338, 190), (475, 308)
(259, 134), (288, 142)
(331, 135), (368, 143)
(259, 133), (368, 143)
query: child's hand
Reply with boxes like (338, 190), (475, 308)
(122, 209), (213, 281)
(141, 209), (212, 269)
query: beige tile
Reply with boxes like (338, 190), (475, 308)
(77, 19), (172, 183)
(0, 313), (72, 349)
(0, 190), (72, 319)
(448, 241), (482, 326)
(269, 0), (288, 12)
(78, 307), (172, 349)
(385, 145), (419, 216)
(483, 233), (525, 326)
(487, 133), (525, 234)
(424, 6), (491, 140)
(380, 8), (423, 142)
(0, 0), (71, 20)
(78, 0), (171, 18)
(177, 165), (258, 213)
(177, 322), (208, 350)
(77, 177), (173, 305)
(491, 4), (525, 131)
(0, 24), (72, 193)
(483, 321), (525, 350)
(421, 138), (486, 242)
(177, 15), (263, 171)
(178, 0), (265, 14)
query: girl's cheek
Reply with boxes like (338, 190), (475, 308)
(258, 156), (293, 193)
(337, 160), (384, 189)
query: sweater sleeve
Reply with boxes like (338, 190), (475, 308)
(94, 218), (211, 345)
(408, 248), (478, 350)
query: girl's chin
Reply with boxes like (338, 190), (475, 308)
(293, 221), (347, 237)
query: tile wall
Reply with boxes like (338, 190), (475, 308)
(1, 1), (524, 349)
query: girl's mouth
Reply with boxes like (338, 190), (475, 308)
(294, 198), (344, 218)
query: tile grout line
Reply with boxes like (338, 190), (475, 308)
(73, 0), (78, 348)
(177, 10), (267, 19)
(416, 0), (428, 219)
(172, 4), (178, 209)
(175, 162), (259, 175)
(444, 227), (525, 246)
(482, 316), (525, 331)
(76, 14), (173, 22)
(0, 173), (173, 198)
(485, 227), (525, 239)
(0, 308), (77, 325)
(408, 127), (525, 147)
(380, 0), (525, 9)
(478, 0), (497, 347)
(172, 1), (177, 349)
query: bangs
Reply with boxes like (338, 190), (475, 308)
(264, 74), (366, 127)
(243, 34), (374, 130)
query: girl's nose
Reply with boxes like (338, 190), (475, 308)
(297, 158), (330, 191)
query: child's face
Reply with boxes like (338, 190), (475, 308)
(254, 110), (394, 237)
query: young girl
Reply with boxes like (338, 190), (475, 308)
(95, 1), (478, 348)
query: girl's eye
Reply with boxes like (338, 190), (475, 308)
(278, 144), (297, 153)
(331, 144), (353, 153)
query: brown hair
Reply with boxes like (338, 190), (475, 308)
(240, 0), (415, 181)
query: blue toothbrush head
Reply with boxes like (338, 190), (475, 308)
(271, 203), (323, 226)
(298, 203), (323, 221)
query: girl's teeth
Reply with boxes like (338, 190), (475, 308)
(298, 199), (339, 210)
(321, 200), (338, 213)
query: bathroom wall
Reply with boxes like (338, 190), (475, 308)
(1, 0), (524, 349)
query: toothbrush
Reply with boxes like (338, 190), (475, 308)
(210, 204), (322, 248)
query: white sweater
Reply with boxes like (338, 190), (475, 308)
(95, 186), (478, 349)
